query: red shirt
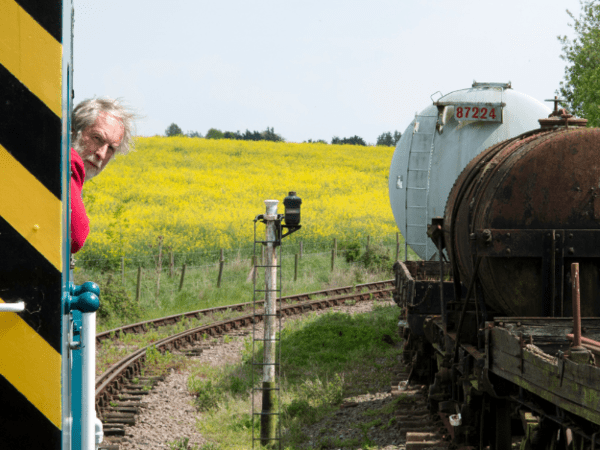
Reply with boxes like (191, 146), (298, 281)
(71, 148), (89, 253)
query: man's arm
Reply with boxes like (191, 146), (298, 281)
(70, 148), (90, 253)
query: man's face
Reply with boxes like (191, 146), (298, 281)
(75, 111), (124, 181)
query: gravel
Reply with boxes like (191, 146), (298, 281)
(118, 373), (207, 449)
(109, 299), (411, 450)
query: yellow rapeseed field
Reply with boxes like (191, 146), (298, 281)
(78, 137), (397, 266)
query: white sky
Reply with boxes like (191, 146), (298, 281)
(73, 0), (580, 144)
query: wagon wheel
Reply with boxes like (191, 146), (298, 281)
(478, 396), (511, 450)
(565, 429), (585, 450)
(527, 418), (564, 450)
(490, 398), (512, 450)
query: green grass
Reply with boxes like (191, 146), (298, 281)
(186, 298), (403, 449)
(167, 437), (219, 450)
(75, 240), (416, 332)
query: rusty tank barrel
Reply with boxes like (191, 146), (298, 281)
(443, 119), (600, 317)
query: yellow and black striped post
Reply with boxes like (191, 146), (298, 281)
(0, 1), (72, 448)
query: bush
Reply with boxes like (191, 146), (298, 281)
(205, 128), (224, 139)
(376, 131), (401, 147)
(190, 379), (223, 411)
(331, 135), (367, 146)
(165, 123), (183, 137)
(227, 413), (258, 432)
(300, 374), (343, 405)
(343, 241), (361, 263)
(221, 127), (284, 142)
(359, 244), (392, 272)
(340, 242), (392, 272)
(97, 276), (141, 323)
(223, 130), (241, 140)
(283, 399), (313, 420)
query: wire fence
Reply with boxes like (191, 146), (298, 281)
(75, 232), (409, 271)
(90, 232), (411, 306)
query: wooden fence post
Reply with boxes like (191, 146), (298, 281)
(299, 241), (303, 258)
(217, 249), (225, 288)
(135, 267), (142, 303)
(331, 248), (336, 271)
(179, 263), (187, 291)
(155, 236), (163, 305)
(169, 251), (174, 278)
(294, 253), (298, 281)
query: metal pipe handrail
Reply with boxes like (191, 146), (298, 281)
(0, 301), (25, 312)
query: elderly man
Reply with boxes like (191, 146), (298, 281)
(70, 98), (137, 253)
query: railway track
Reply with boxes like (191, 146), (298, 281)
(96, 279), (394, 343)
(96, 280), (395, 444)
(392, 381), (449, 450)
(94, 278), (482, 449)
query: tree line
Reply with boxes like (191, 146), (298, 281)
(558, 0), (600, 127)
(164, 123), (402, 147)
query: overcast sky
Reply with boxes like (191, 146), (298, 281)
(73, 0), (580, 144)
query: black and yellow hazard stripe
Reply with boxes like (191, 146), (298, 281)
(0, 0), (64, 448)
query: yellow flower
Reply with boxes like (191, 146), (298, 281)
(79, 137), (397, 266)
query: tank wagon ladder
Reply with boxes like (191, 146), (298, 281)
(405, 112), (439, 260)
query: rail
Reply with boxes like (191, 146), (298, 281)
(96, 280), (394, 343)
(95, 280), (394, 410)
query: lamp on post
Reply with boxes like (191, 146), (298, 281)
(281, 192), (302, 240)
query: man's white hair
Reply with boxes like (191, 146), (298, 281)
(72, 97), (139, 154)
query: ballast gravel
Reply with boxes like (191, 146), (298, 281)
(118, 372), (207, 449)
(115, 299), (406, 450)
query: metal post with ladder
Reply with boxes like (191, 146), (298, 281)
(252, 200), (282, 449)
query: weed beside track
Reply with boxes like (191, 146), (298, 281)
(184, 300), (405, 449)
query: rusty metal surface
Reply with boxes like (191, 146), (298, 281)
(573, 263), (582, 348)
(444, 127), (600, 317)
(539, 108), (588, 130)
(444, 133), (526, 309)
(393, 260), (452, 306)
(568, 334), (600, 349)
(393, 260), (455, 337)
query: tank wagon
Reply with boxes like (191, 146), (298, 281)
(389, 82), (550, 261)
(1, 2), (102, 449)
(392, 85), (600, 449)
